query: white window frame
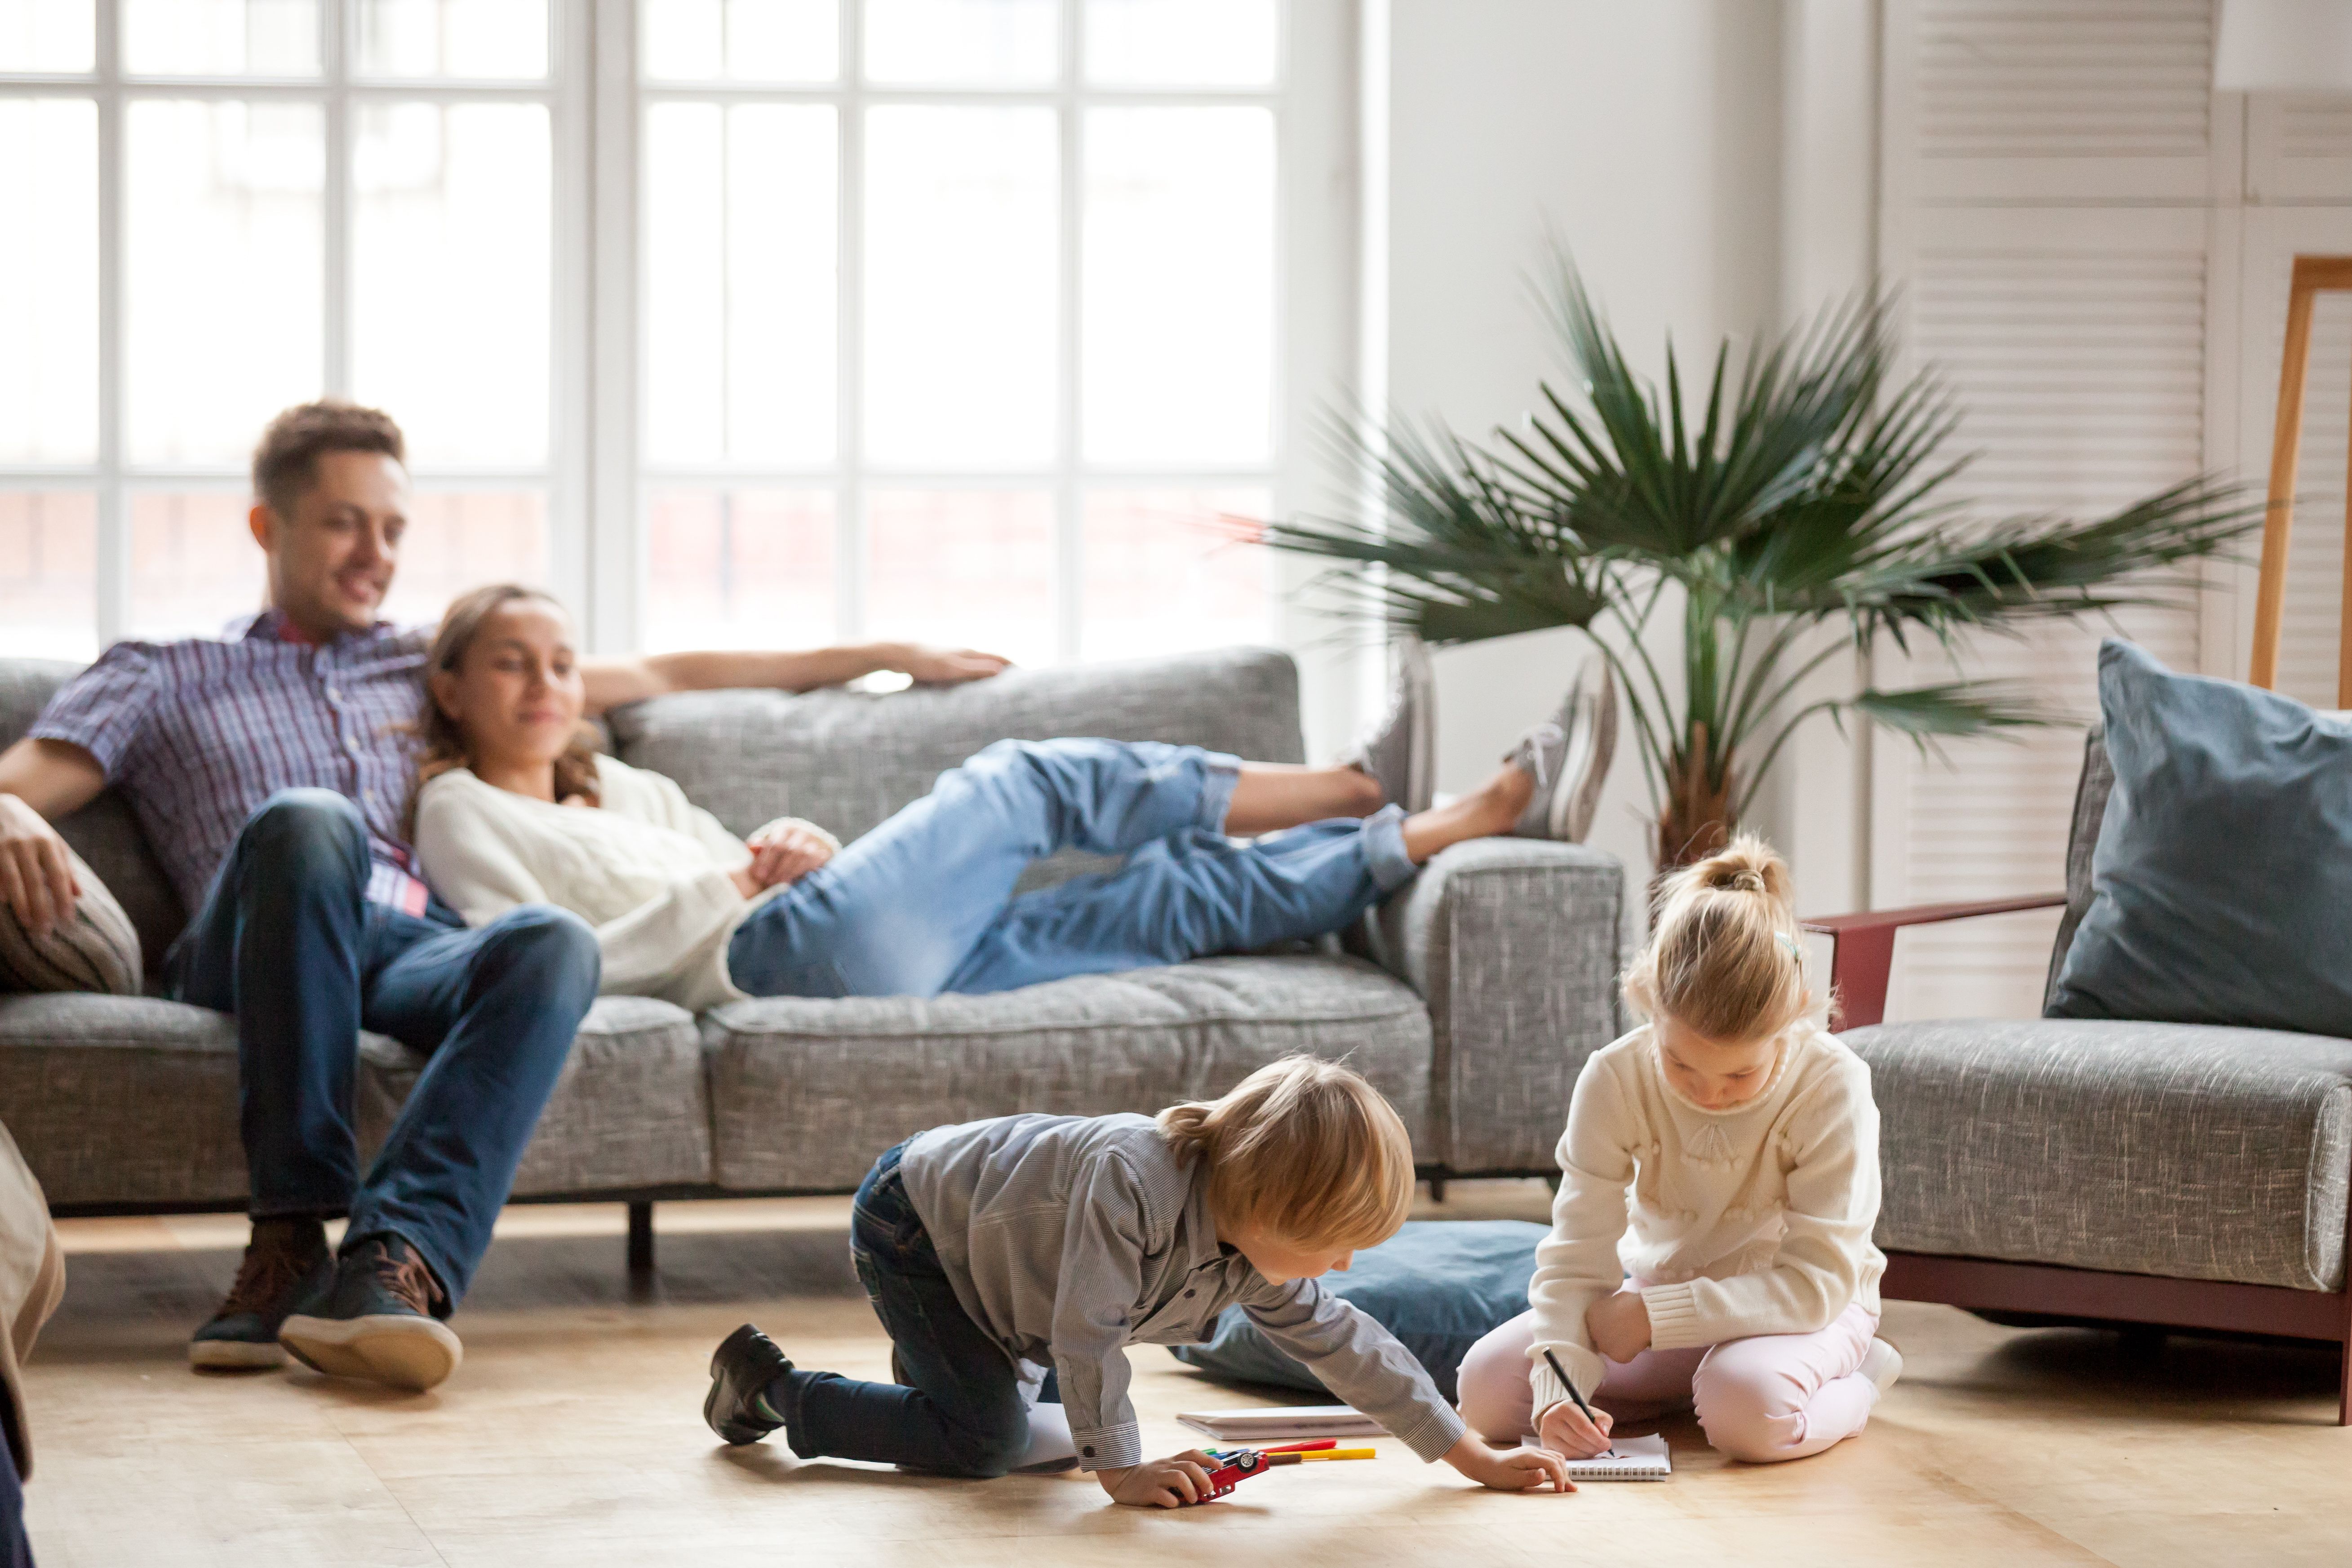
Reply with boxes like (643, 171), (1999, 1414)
(0, 0), (591, 646)
(587, 0), (1360, 682)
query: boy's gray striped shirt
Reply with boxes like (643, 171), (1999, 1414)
(899, 1112), (1466, 1472)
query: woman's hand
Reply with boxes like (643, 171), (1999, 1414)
(1096, 1451), (1220, 1508)
(741, 823), (835, 892)
(1585, 1288), (1652, 1364)
(1535, 1396), (1615, 1460)
(1443, 1432), (1573, 1493)
(886, 643), (1012, 685)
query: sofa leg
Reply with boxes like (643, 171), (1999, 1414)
(627, 1200), (655, 1279)
(2339, 1335), (2349, 1428)
(1425, 1177), (1447, 1204)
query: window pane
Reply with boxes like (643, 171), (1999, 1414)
(1085, 0), (1276, 86)
(864, 0), (1056, 85)
(1083, 107), (1272, 464)
(126, 101), (323, 465)
(376, 490), (547, 628)
(1080, 489), (1268, 661)
(645, 103), (836, 466)
(356, 0), (546, 79)
(642, 0), (835, 81)
(122, 0), (317, 76)
(0, 0), (93, 72)
(0, 99), (96, 464)
(644, 489), (834, 652)
(866, 490), (1054, 666)
(0, 492), (96, 661)
(865, 107), (1056, 469)
(129, 492), (268, 640)
(354, 102), (550, 466)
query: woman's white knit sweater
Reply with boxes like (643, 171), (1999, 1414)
(1524, 1022), (1885, 1417)
(412, 755), (837, 1013)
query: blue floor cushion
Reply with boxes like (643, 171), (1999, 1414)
(1170, 1219), (1547, 1403)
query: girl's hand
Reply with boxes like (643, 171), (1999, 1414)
(1535, 1396), (1615, 1460)
(1097, 1451), (1221, 1508)
(1585, 1288), (1652, 1364)
(742, 824), (835, 891)
(1443, 1432), (1573, 1493)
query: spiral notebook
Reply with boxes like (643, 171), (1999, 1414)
(1176, 1405), (1388, 1442)
(1523, 1431), (1673, 1480)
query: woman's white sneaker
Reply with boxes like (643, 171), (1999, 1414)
(1342, 635), (1436, 813)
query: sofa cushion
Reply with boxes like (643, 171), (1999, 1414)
(0, 993), (246, 1206)
(0, 659), (186, 974)
(605, 648), (1306, 853)
(356, 996), (711, 1195)
(2048, 639), (2352, 1036)
(0, 992), (711, 1207)
(1845, 1017), (2352, 1292)
(0, 844), (141, 995)
(701, 955), (1433, 1190)
(2041, 726), (2112, 1012)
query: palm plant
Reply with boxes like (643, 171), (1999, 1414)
(1262, 256), (2259, 872)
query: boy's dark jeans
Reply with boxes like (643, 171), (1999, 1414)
(772, 1144), (1037, 1478)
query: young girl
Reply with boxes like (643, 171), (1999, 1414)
(701, 1057), (1573, 1506)
(1456, 837), (1898, 1464)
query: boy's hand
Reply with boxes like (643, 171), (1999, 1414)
(1443, 1432), (1574, 1493)
(1097, 1450), (1221, 1508)
(1585, 1288), (1652, 1363)
(1535, 1396), (1615, 1460)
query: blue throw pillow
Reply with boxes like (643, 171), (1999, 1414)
(1168, 1219), (1547, 1403)
(2047, 638), (2352, 1036)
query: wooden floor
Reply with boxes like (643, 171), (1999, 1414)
(19, 1182), (2350, 1567)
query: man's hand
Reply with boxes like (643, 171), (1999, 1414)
(741, 823), (835, 892)
(0, 793), (80, 938)
(1535, 1396), (1615, 1461)
(1586, 1288), (1652, 1364)
(1096, 1450), (1221, 1509)
(886, 644), (1011, 686)
(1443, 1432), (1574, 1493)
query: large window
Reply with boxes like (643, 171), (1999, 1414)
(2, 0), (1330, 667)
(636, 0), (1287, 663)
(0, 0), (575, 657)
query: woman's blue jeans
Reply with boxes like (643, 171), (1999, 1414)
(725, 738), (1416, 999)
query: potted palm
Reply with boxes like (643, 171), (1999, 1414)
(1262, 258), (2257, 871)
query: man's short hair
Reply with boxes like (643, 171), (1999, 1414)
(252, 400), (406, 520)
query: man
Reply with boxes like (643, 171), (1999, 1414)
(0, 401), (1006, 1392)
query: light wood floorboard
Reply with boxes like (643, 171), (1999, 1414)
(19, 1183), (2349, 1566)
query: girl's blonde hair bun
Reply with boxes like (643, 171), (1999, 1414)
(1623, 833), (1814, 1043)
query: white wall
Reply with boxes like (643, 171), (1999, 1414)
(1375, 0), (1801, 902)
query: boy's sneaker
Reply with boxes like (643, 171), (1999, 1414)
(1342, 635), (1436, 813)
(278, 1235), (462, 1393)
(1860, 1336), (1904, 1396)
(189, 1216), (334, 1370)
(706, 1323), (794, 1445)
(1504, 656), (1616, 843)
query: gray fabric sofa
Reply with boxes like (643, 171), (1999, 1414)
(0, 647), (1625, 1254)
(1806, 729), (2352, 1422)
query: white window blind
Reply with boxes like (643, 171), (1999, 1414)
(1875, 1), (2224, 1021)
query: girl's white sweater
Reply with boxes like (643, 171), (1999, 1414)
(1525, 1022), (1885, 1417)
(413, 755), (836, 1013)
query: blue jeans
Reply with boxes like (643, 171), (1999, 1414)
(768, 1143), (1035, 1477)
(725, 739), (1417, 998)
(166, 790), (601, 1304)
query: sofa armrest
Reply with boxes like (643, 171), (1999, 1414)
(1802, 894), (2065, 1030)
(1357, 838), (1624, 1173)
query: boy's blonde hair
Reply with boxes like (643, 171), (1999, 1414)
(1158, 1057), (1415, 1248)
(1623, 833), (1815, 1043)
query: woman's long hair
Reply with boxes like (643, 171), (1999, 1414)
(403, 583), (602, 838)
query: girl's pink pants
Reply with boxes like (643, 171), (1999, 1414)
(1456, 1296), (1882, 1463)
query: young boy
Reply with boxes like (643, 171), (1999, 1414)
(702, 1057), (1571, 1507)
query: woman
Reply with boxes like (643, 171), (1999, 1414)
(409, 585), (1593, 1010)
